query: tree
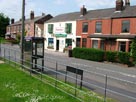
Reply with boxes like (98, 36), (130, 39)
(0, 13), (10, 37)
(131, 37), (136, 63)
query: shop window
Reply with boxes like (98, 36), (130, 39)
(66, 39), (72, 48)
(95, 21), (102, 33)
(92, 40), (98, 49)
(48, 24), (54, 34)
(82, 38), (87, 48)
(82, 22), (88, 33)
(48, 38), (54, 48)
(122, 20), (130, 33)
(65, 23), (72, 34)
(119, 42), (126, 52)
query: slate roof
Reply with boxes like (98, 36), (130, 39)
(8, 14), (52, 26)
(46, 12), (81, 23)
(47, 5), (136, 23)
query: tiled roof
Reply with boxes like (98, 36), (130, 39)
(8, 15), (49, 26)
(47, 5), (136, 23)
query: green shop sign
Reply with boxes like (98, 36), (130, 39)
(55, 34), (67, 38)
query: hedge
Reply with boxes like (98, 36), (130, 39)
(117, 52), (131, 65)
(73, 48), (105, 62)
(105, 51), (118, 62)
(72, 47), (133, 66)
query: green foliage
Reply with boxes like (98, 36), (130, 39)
(131, 37), (136, 63)
(0, 13), (10, 37)
(6, 38), (19, 44)
(105, 51), (117, 62)
(16, 34), (21, 43)
(73, 47), (105, 62)
(117, 52), (130, 65)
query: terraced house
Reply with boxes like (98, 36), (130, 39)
(77, 0), (136, 52)
(6, 11), (52, 39)
(44, 12), (80, 52)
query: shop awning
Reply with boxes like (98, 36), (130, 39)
(88, 34), (136, 39)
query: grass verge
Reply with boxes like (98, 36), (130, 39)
(0, 63), (80, 102)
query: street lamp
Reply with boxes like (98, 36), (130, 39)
(21, 0), (25, 66)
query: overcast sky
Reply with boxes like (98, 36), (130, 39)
(0, 0), (136, 21)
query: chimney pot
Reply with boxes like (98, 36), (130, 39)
(11, 18), (14, 24)
(80, 5), (87, 16)
(30, 11), (34, 19)
(42, 13), (45, 16)
(116, 0), (124, 11)
(125, 0), (130, 6)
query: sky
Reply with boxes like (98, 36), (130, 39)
(0, 0), (136, 22)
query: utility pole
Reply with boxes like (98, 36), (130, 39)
(21, 0), (25, 67)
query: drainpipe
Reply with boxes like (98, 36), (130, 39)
(110, 18), (113, 51)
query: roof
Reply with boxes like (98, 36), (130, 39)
(47, 5), (136, 23)
(79, 5), (136, 20)
(8, 14), (52, 26)
(46, 12), (81, 23)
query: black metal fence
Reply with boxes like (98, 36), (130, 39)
(0, 44), (136, 102)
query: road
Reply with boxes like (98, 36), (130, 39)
(0, 44), (136, 102)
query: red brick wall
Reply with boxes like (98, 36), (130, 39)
(112, 18), (136, 34)
(25, 22), (35, 37)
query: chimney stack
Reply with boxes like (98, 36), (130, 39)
(80, 5), (87, 16)
(116, 0), (124, 11)
(11, 18), (14, 24)
(42, 13), (45, 16)
(125, 0), (130, 6)
(30, 11), (34, 19)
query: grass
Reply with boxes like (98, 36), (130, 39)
(0, 63), (80, 102)
(0, 37), (6, 44)
(0, 58), (116, 102)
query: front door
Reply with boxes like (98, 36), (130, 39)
(56, 40), (59, 51)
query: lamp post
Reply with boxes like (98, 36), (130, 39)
(21, 0), (25, 66)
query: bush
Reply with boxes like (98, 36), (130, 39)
(105, 51), (117, 62)
(117, 52), (130, 65)
(73, 48), (105, 62)
(131, 37), (136, 63)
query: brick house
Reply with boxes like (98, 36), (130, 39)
(6, 11), (52, 39)
(77, 0), (136, 52)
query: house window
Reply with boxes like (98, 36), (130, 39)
(119, 42), (126, 52)
(76, 38), (81, 47)
(95, 21), (102, 33)
(82, 22), (88, 33)
(122, 20), (130, 33)
(92, 40), (98, 49)
(48, 38), (54, 48)
(66, 39), (72, 48)
(82, 38), (87, 47)
(65, 23), (72, 34)
(48, 24), (54, 34)
(100, 40), (105, 50)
